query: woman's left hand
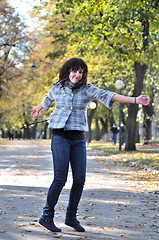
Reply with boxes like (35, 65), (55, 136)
(136, 95), (150, 105)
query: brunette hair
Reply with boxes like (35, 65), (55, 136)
(57, 58), (88, 88)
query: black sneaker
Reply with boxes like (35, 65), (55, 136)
(65, 219), (85, 232)
(39, 217), (61, 232)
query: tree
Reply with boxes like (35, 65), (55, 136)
(30, 0), (159, 146)
(0, 0), (29, 132)
(0, 0), (28, 92)
(88, 100), (98, 143)
(16, 33), (58, 138)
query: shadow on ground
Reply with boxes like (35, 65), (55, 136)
(0, 139), (158, 240)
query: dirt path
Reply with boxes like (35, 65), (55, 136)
(0, 139), (158, 240)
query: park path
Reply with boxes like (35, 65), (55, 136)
(0, 139), (158, 240)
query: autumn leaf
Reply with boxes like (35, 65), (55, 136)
(83, 216), (90, 219)
(18, 224), (26, 227)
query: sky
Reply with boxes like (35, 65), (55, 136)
(9, 0), (41, 29)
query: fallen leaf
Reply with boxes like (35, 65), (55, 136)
(83, 216), (90, 219)
(18, 224), (26, 227)
(29, 223), (36, 226)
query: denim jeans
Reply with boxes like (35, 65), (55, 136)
(42, 134), (86, 220)
(112, 133), (117, 145)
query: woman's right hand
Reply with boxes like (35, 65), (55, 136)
(31, 107), (40, 117)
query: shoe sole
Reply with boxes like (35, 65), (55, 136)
(65, 222), (85, 232)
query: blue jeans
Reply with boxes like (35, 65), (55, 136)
(42, 134), (86, 220)
(112, 133), (117, 144)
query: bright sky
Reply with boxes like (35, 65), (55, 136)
(9, 0), (41, 28)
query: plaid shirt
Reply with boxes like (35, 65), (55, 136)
(41, 83), (116, 131)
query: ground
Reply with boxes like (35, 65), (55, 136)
(0, 139), (158, 240)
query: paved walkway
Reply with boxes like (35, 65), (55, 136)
(0, 139), (158, 240)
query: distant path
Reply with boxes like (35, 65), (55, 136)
(0, 139), (158, 240)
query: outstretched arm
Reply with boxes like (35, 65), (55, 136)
(111, 94), (150, 106)
(31, 103), (43, 117)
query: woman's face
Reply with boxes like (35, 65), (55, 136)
(69, 68), (83, 84)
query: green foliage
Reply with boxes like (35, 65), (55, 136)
(33, 0), (158, 94)
(1, 0), (158, 136)
(0, 0), (30, 130)
(28, 0), (159, 139)
(46, 50), (66, 59)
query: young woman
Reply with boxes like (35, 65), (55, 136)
(31, 58), (149, 233)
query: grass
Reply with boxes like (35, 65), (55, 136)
(87, 141), (159, 170)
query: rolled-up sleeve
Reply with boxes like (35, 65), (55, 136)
(41, 86), (55, 111)
(86, 84), (116, 109)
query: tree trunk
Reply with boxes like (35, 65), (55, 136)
(143, 117), (152, 144)
(95, 118), (100, 141)
(108, 110), (115, 127)
(142, 103), (154, 144)
(88, 100), (98, 143)
(142, 86), (155, 144)
(1, 128), (6, 138)
(135, 121), (140, 143)
(125, 103), (138, 150)
(24, 121), (31, 139)
(100, 117), (108, 136)
(43, 121), (48, 139)
(125, 12), (149, 150)
(125, 62), (147, 150)
(32, 119), (38, 139)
